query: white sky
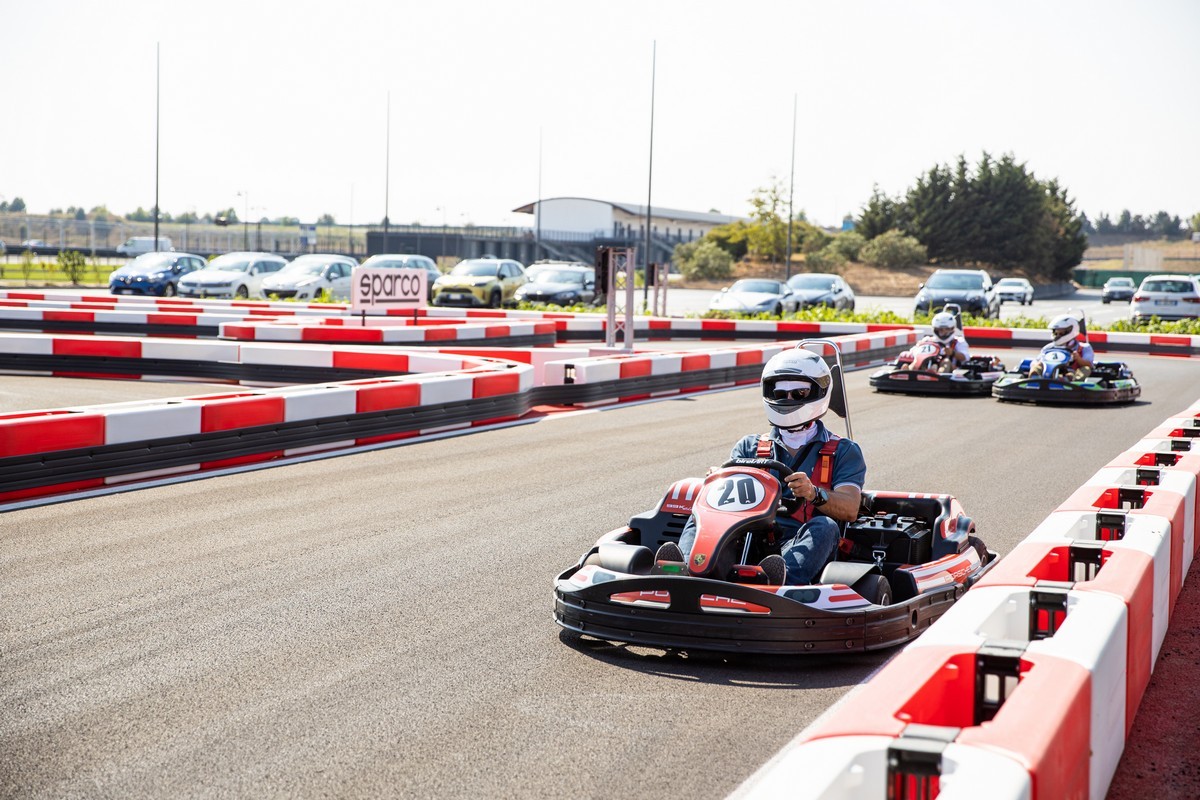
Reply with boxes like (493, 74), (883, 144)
(3, 0), (1197, 230)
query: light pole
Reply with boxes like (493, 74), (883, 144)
(237, 191), (249, 250)
(437, 206), (447, 259)
(643, 40), (656, 306)
(785, 93), (797, 281)
(154, 42), (161, 252)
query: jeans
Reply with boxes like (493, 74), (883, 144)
(677, 514), (840, 585)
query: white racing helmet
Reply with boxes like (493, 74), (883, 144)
(761, 348), (832, 429)
(1049, 314), (1081, 347)
(930, 311), (958, 345)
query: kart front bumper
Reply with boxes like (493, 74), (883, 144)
(991, 376), (1141, 405)
(869, 368), (996, 396)
(553, 571), (969, 655)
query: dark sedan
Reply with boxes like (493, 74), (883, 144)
(914, 269), (1000, 318)
(513, 265), (595, 306)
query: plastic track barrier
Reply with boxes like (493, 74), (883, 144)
(736, 398), (1200, 800)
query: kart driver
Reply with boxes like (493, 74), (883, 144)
(1029, 314), (1093, 379)
(928, 310), (970, 372)
(657, 347), (866, 586)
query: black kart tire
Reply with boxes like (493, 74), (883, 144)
(853, 574), (892, 606)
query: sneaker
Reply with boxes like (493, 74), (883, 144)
(655, 541), (684, 563)
(759, 554), (787, 586)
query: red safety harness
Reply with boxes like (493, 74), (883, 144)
(757, 432), (840, 524)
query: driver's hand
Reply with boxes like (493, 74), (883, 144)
(785, 471), (815, 501)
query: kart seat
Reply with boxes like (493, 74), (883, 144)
(628, 508), (691, 553)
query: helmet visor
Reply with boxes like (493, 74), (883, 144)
(1052, 326), (1073, 339)
(771, 379), (815, 402)
(934, 326), (955, 339)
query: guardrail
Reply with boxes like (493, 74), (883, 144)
(735, 403), (1200, 800)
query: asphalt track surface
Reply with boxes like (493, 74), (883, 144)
(4, 352), (1200, 799)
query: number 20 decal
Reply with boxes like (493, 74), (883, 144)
(705, 476), (765, 512)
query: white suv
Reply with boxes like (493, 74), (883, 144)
(177, 252), (287, 299)
(1129, 274), (1200, 324)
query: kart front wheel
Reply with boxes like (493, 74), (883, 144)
(852, 574), (892, 606)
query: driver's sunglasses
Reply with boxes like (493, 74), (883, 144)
(772, 386), (812, 401)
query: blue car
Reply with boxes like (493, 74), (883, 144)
(109, 252), (207, 297)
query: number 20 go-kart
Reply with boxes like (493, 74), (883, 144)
(553, 344), (998, 655)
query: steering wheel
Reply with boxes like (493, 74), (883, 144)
(720, 457), (800, 515)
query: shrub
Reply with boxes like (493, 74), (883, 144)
(804, 246), (847, 272)
(57, 250), (88, 285)
(829, 231), (866, 262)
(675, 240), (733, 281)
(860, 229), (927, 268)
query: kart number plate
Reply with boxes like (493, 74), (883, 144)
(705, 475), (766, 512)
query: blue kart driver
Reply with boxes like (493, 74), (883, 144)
(1030, 314), (1093, 379)
(659, 347), (866, 586)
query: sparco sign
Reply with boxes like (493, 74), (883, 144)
(352, 267), (427, 314)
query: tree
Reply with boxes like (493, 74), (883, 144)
(746, 179), (788, 265)
(318, 213), (337, 225)
(706, 220), (750, 260)
(1190, 212), (1200, 233)
(856, 186), (902, 240)
(1150, 211), (1182, 239)
(9, 197), (26, 212)
(1095, 213), (1115, 235)
(89, 205), (111, 222)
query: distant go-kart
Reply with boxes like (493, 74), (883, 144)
(869, 305), (1004, 396)
(991, 347), (1141, 405)
(553, 341), (998, 655)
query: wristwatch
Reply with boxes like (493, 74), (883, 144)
(811, 487), (829, 507)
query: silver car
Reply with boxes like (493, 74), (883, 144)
(786, 273), (856, 311)
(708, 279), (799, 316)
(995, 277), (1034, 305)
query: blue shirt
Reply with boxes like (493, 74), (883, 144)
(729, 420), (867, 534)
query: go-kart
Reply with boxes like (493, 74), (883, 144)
(553, 341), (998, 655)
(869, 339), (1005, 396)
(991, 347), (1141, 405)
(870, 304), (1004, 396)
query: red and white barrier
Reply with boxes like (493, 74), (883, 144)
(739, 398), (1200, 800)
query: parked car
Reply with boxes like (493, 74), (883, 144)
(513, 264), (596, 306)
(21, 239), (47, 249)
(1101, 277), (1136, 304)
(1129, 274), (1200, 323)
(108, 251), (206, 297)
(995, 277), (1034, 305)
(914, 268), (1000, 318)
(359, 254), (441, 300)
(785, 272), (856, 311)
(431, 257), (527, 308)
(261, 254), (357, 301)
(708, 279), (799, 316)
(177, 252), (287, 299)
(117, 236), (173, 256)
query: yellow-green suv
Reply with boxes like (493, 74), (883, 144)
(432, 257), (528, 308)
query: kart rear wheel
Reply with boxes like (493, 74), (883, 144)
(852, 574), (892, 606)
